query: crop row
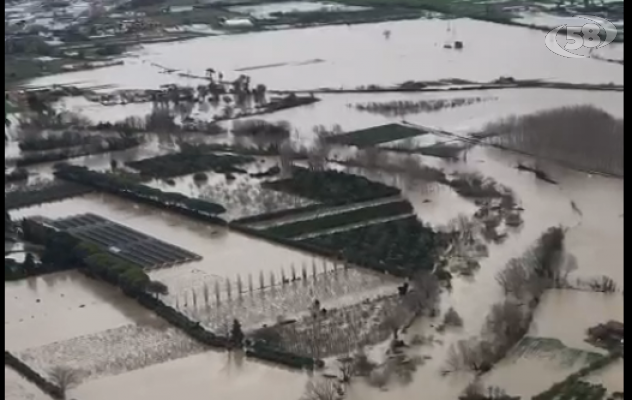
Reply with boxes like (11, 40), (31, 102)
(302, 216), (444, 276)
(5, 181), (93, 210)
(126, 149), (254, 179)
(263, 167), (400, 204)
(54, 165), (228, 224)
(325, 123), (428, 148)
(263, 200), (413, 238)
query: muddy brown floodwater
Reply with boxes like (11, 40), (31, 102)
(7, 14), (623, 400)
(26, 19), (623, 91)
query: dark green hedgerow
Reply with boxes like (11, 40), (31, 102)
(302, 216), (442, 276)
(531, 351), (623, 400)
(126, 149), (254, 179)
(263, 200), (413, 238)
(16, 136), (142, 167)
(263, 167), (400, 204)
(54, 165), (227, 224)
(325, 123), (429, 148)
(5, 181), (93, 210)
(5, 351), (64, 399)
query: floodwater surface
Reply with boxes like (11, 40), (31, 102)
(26, 18), (623, 91)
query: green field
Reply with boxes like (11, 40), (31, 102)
(263, 200), (413, 238)
(327, 123), (430, 148)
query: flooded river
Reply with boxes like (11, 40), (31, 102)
(27, 18), (623, 91)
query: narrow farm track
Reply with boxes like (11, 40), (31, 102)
(293, 213), (414, 241)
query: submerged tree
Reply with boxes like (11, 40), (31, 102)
(303, 379), (342, 400)
(230, 318), (245, 348)
(48, 366), (80, 399)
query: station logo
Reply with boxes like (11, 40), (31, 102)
(545, 16), (617, 58)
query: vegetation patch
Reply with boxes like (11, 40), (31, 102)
(5, 181), (93, 210)
(54, 165), (227, 223)
(263, 167), (401, 204)
(18, 132), (95, 152)
(326, 123), (430, 148)
(532, 351), (623, 400)
(353, 96), (494, 117)
(126, 149), (254, 179)
(484, 105), (624, 177)
(263, 200), (413, 238)
(15, 136), (142, 168)
(260, 8), (422, 27)
(5, 168), (29, 184)
(301, 216), (444, 276)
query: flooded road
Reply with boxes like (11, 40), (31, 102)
(27, 19), (623, 91)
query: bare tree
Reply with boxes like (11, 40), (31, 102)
(303, 379), (342, 400)
(49, 366), (80, 398)
(444, 338), (495, 374)
(278, 139), (295, 177)
(337, 356), (355, 383)
(408, 271), (441, 316)
(483, 300), (530, 349)
(443, 307), (464, 328)
(495, 258), (537, 299)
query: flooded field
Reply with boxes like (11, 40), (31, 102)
(26, 18), (623, 91)
(147, 170), (313, 220)
(6, 10), (624, 400)
(172, 265), (401, 332)
(55, 89), (624, 150)
(228, 1), (369, 18)
(5, 367), (51, 400)
(69, 350), (308, 400)
(5, 270), (154, 351)
(5, 270), (208, 389)
(10, 193), (317, 284)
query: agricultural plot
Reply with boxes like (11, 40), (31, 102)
(168, 263), (400, 333)
(5, 271), (209, 387)
(16, 323), (208, 383)
(261, 200), (414, 239)
(5, 181), (93, 211)
(263, 167), (400, 204)
(301, 216), (444, 276)
(325, 123), (429, 148)
(126, 151), (255, 179)
(5, 366), (52, 400)
(49, 213), (202, 269)
(267, 294), (409, 359)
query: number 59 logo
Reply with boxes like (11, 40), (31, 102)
(545, 16), (617, 58)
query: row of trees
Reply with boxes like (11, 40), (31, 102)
(445, 227), (568, 375)
(15, 134), (142, 168)
(126, 147), (254, 179)
(5, 181), (93, 211)
(354, 96), (494, 117)
(264, 167), (401, 205)
(54, 164), (227, 218)
(484, 105), (624, 177)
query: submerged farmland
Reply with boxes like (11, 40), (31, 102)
(5, 6), (623, 400)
